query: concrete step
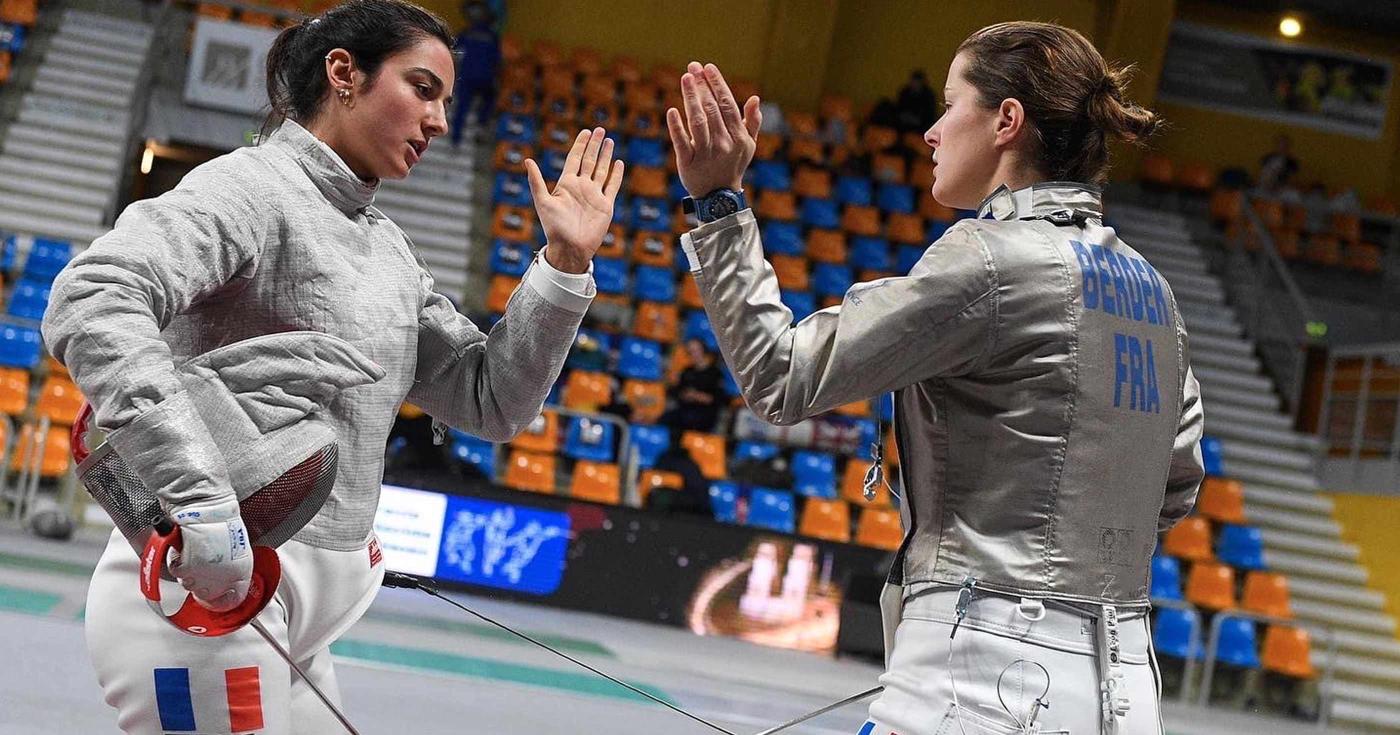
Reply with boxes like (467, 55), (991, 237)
(1207, 400), (1295, 433)
(0, 173), (110, 209)
(0, 155), (119, 192)
(0, 138), (120, 174)
(1261, 528), (1358, 560)
(1289, 577), (1386, 611)
(1324, 678), (1400, 710)
(1245, 484), (1334, 515)
(5, 122), (126, 159)
(1329, 651), (1400, 686)
(377, 202), (471, 239)
(47, 35), (145, 67)
(1192, 348), (1260, 375)
(63, 9), (154, 37)
(1180, 307), (1244, 340)
(0, 208), (107, 245)
(53, 24), (151, 54)
(1206, 418), (1318, 454)
(0, 189), (104, 226)
(42, 52), (141, 82)
(1190, 331), (1254, 359)
(416, 247), (468, 276)
(16, 103), (128, 141)
(384, 172), (474, 201)
(1194, 364), (1274, 395)
(1222, 440), (1315, 474)
(1330, 630), (1400, 662)
(34, 64), (139, 98)
(1267, 549), (1368, 585)
(30, 76), (132, 110)
(1225, 456), (1319, 492)
(1330, 698), (1400, 732)
(1200, 382), (1281, 414)
(1293, 599), (1394, 636)
(1140, 248), (1209, 276)
(1249, 506), (1341, 537)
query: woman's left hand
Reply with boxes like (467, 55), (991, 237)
(525, 127), (625, 274)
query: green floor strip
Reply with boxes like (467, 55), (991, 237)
(0, 583), (63, 614)
(0, 550), (95, 578)
(330, 639), (672, 705)
(362, 609), (614, 658)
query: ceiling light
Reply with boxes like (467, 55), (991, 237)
(1279, 16), (1302, 38)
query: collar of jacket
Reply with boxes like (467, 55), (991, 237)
(268, 119), (380, 216)
(976, 181), (1103, 223)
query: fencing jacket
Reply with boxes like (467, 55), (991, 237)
(43, 120), (591, 551)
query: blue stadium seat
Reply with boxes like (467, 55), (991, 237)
(542, 148), (569, 181)
(735, 441), (780, 463)
(563, 416), (617, 462)
(956, 209), (978, 220)
(877, 393), (894, 421)
(669, 175), (689, 203)
(750, 160), (791, 191)
(632, 197), (670, 232)
(1217, 524), (1267, 570)
(631, 424), (670, 468)
(0, 23), (26, 54)
(683, 310), (718, 350)
(926, 220), (951, 242)
(781, 290), (816, 322)
(612, 194), (631, 225)
(592, 257), (629, 295)
(835, 176), (873, 207)
(792, 451), (837, 499)
(1153, 608), (1202, 660)
(493, 172), (532, 207)
(1150, 555), (1183, 601)
(800, 198), (841, 229)
(0, 324), (42, 369)
(566, 328), (613, 371)
(545, 381), (562, 406)
(8, 280), (49, 321)
(710, 481), (741, 524)
(495, 113), (537, 143)
(849, 237), (892, 271)
(748, 488), (796, 533)
(450, 429), (496, 478)
(21, 238), (71, 282)
(812, 263), (853, 297)
(897, 245), (924, 274)
(634, 266), (676, 302)
(853, 419), (879, 459)
(618, 337), (663, 380)
(630, 139), (666, 168)
(762, 221), (804, 256)
(1216, 618), (1261, 669)
(489, 240), (532, 276)
(721, 366), (741, 398)
(876, 184), (915, 214)
(1201, 435), (1225, 476)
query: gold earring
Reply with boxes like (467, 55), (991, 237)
(337, 87), (351, 106)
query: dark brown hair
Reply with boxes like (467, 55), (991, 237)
(957, 21), (1162, 185)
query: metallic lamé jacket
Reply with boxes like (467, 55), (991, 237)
(43, 120), (592, 551)
(682, 183), (1204, 606)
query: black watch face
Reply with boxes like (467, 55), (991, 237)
(710, 194), (739, 218)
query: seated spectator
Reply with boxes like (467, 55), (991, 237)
(645, 446), (711, 517)
(1302, 182), (1330, 234)
(1257, 134), (1299, 192)
(894, 69), (939, 134)
(661, 339), (725, 433)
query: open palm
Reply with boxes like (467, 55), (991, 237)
(525, 128), (624, 271)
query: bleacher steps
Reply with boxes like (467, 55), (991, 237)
(1288, 577), (1387, 611)
(1330, 699), (1400, 732)
(0, 208), (108, 245)
(0, 174), (109, 209)
(0, 190), (104, 226)
(34, 65), (139, 99)
(1292, 601), (1394, 636)
(30, 77), (131, 110)
(42, 52), (141, 82)
(1261, 528), (1358, 560)
(1250, 507), (1341, 537)
(5, 123), (125, 159)
(1244, 484), (1334, 515)
(16, 103), (127, 141)
(1264, 549), (1367, 585)
(0, 155), (119, 192)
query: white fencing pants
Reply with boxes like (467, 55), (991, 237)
(85, 528), (384, 734)
(861, 584), (1164, 735)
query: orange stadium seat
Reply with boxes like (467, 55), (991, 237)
(799, 499), (851, 543)
(486, 275), (519, 314)
(1283, 203), (1307, 231)
(1261, 626), (1316, 679)
(679, 276), (703, 309)
(623, 82), (660, 111)
(562, 371), (613, 412)
(842, 205), (882, 236)
(862, 125), (898, 152)
(1185, 560), (1236, 611)
(569, 461), (621, 504)
(887, 213), (925, 245)
(631, 231), (674, 269)
(622, 380), (666, 424)
(573, 48), (606, 78)
(1140, 154), (1174, 188)
(628, 166), (668, 199)
(681, 431), (726, 479)
(1163, 516), (1213, 562)
(909, 159), (935, 190)
(0, 367), (28, 416)
(1176, 162), (1215, 193)
(628, 110), (663, 140)
(919, 191), (957, 222)
(1251, 198), (1284, 230)
(499, 35), (525, 65)
(540, 94), (578, 123)
(730, 79), (760, 107)
(649, 62), (682, 90)
(771, 255), (810, 291)
(596, 224), (627, 259)
(539, 120), (580, 152)
(900, 131), (925, 153)
(807, 229), (847, 264)
(580, 103), (621, 130)
(793, 167), (833, 199)
(1271, 228), (1301, 260)
(0, 51), (11, 85)
(195, 3), (233, 21)
(787, 112), (820, 139)
(638, 469), (682, 506)
(834, 400), (870, 418)
(1209, 189), (1243, 225)
(757, 190), (798, 221)
(1242, 571), (1292, 619)
(532, 41), (566, 68)
(1196, 477), (1246, 524)
(754, 133), (783, 161)
(492, 141), (533, 175)
(510, 410), (559, 454)
(819, 95), (853, 123)
(1305, 235), (1341, 267)
(787, 137), (824, 164)
(634, 302), (679, 343)
(491, 205), (535, 242)
(1344, 242), (1382, 274)
(841, 459), (892, 508)
(872, 153), (907, 183)
(1331, 212), (1361, 243)
(35, 376), (83, 426)
(504, 450), (556, 494)
(611, 56), (644, 84)
(855, 507), (903, 550)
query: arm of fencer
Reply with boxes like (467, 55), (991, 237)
(1158, 327), (1205, 533)
(682, 210), (997, 427)
(407, 248), (592, 442)
(41, 163), (263, 512)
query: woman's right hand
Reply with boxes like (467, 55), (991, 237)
(666, 62), (763, 199)
(525, 128), (625, 274)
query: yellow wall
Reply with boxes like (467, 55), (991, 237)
(1329, 493), (1400, 623)
(1151, 1), (1400, 198)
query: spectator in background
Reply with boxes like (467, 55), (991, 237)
(450, 0), (500, 147)
(645, 445), (711, 517)
(661, 338), (725, 433)
(1302, 182), (1330, 234)
(894, 69), (939, 133)
(1258, 134), (1299, 192)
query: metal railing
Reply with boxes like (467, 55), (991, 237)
(1224, 190), (1326, 421)
(1148, 596), (1204, 705)
(1315, 341), (1400, 481)
(1197, 608), (1338, 729)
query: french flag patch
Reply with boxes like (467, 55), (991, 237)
(153, 666), (264, 732)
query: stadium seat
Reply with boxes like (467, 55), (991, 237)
(485, 275), (519, 314)
(637, 470), (683, 507)
(634, 301), (679, 343)
(563, 416), (616, 462)
(734, 440), (779, 463)
(709, 481), (741, 523)
(1343, 242), (1383, 274)
(21, 238), (70, 282)
(634, 265), (676, 302)
(622, 379), (666, 423)
(593, 257), (630, 295)
(629, 138), (665, 168)
(887, 213), (926, 245)
(631, 197), (669, 232)
(1150, 554), (1183, 601)
(490, 240), (532, 276)
(618, 338), (664, 381)
(1260, 626), (1315, 679)
(1197, 477), (1245, 524)
(781, 290), (816, 322)
(876, 184), (915, 214)
(627, 166), (668, 199)
(0, 324), (42, 369)
(1216, 524), (1266, 570)
(1215, 618), (1261, 669)
(0, 366), (26, 415)
(909, 160), (934, 190)
(7, 279), (48, 321)
(35, 376), (82, 426)
(492, 141), (532, 175)
(597, 224), (627, 259)
(848, 237), (891, 271)
(679, 276), (703, 309)
(495, 113), (537, 143)
(748, 488), (796, 533)
(1201, 435), (1225, 476)
(835, 400), (871, 418)
(504, 450), (556, 494)
(1163, 516), (1213, 562)
(630, 424), (670, 468)
(800, 198), (841, 230)
(510, 410), (559, 454)
(683, 309), (718, 350)
(799, 498), (851, 542)
(757, 190), (798, 221)
(569, 461), (622, 505)
(793, 167), (832, 199)
(750, 160), (791, 191)
(1177, 161), (1216, 192)
(1140, 154), (1175, 189)
(1208, 189), (1243, 225)
(918, 191), (958, 222)
(450, 430), (495, 478)
(812, 263), (853, 297)
(1186, 560), (1237, 611)
(835, 176), (873, 207)
(762, 221), (804, 256)
(682, 431), (727, 479)
(792, 450), (837, 499)
(819, 94), (853, 123)
(1305, 234), (1341, 267)
(771, 255), (810, 291)
(842, 459), (892, 508)
(631, 232), (675, 269)
(897, 245), (924, 275)
(0, 49), (9, 84)
(1153, 607), (1202, 660)
(862, 125), (898, 152)
(754, 132), (782, 160)
(1242, 571), (1292, 619)
(842, 205), (882, 236)
(11, 424), (71, 478)
(562, 369), (613, 408)
(871, 154), (906, 183)
(855, 507), (902, 550)
(806, 229), (847, 264)
(0, 22), (26, 53)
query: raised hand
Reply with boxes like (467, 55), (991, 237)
(666, 61), (762, 199)
(525, 127), (625, 274)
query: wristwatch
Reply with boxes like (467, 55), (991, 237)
(683, 188), (747, 223)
